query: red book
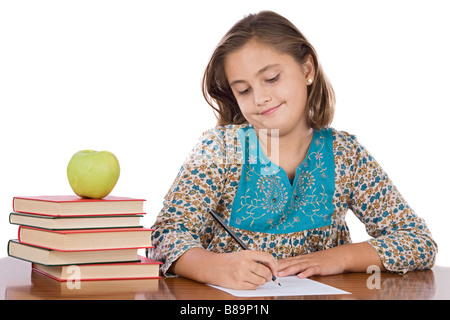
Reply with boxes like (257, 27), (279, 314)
(32, 255), (162, 281)
(13, 195), (146, 217)
(8, 240), (146, 266)
(18, 226), (153, 251)
(9, 212), (144, 230)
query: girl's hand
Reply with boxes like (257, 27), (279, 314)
(276, 247), (347, 279)
(276, 242), (385, 279)
(212, 250), (278, 290)
(170, 248), (278, 290)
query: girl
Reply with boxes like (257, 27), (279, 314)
(150, 11), (437, 290)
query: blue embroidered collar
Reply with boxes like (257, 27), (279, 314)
(230, 126), (335, 234)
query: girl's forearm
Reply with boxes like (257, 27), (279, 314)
(341, 242), (386, 272)
(169, 247), (218, 284)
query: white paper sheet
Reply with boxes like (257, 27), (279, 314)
(208, 276), (350, 297)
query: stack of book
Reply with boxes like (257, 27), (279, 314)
(7, 195), (161, 281)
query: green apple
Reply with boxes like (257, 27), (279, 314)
(67, 150), (120, 199)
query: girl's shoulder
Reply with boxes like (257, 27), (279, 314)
(329, 127), (361, 147)
(329, 127), (357, 143)
(189, 124), (249, 164)
(197, 123), (250, 148)
(329, 127), (369, 160)
(202, 123), (250, 138)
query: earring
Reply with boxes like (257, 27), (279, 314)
(307, 78), (313, 84)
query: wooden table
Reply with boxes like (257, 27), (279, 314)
(1, 257), (449, 300)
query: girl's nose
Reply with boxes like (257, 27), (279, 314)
(254, 85), (272, 106)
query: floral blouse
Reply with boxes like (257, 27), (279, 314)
(150, 124), (437, 275)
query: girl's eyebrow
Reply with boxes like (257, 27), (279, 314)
(257, 64), (280, 76)
(229, 64), (280, 87)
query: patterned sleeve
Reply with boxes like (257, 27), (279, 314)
(149, 128), (228, 275)
(347, 134), (437, 273)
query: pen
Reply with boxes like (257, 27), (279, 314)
(208, 209), (280, 286)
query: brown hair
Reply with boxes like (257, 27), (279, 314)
(202, 11), (335, 130)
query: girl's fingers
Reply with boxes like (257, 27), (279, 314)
(297, 265), (319, 279)
(244, 250), (278, 277)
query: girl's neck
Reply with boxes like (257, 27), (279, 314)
(255, 124), (314, 178)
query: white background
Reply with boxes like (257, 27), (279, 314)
(1, 0), (449, 267)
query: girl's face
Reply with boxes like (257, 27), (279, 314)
(224, 40), (314, 135)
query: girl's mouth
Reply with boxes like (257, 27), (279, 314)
(261, 104), (282, 116)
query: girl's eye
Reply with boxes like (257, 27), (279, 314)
(266, 74), (280, 83)
(237, 88), (250, 95)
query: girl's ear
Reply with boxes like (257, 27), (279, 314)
(301, 54), (315, 83)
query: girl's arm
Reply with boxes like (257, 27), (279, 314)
(278, 132), (437, 277)
(150, 129), (226, 276)
(348, 136), (437, 274)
